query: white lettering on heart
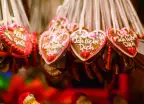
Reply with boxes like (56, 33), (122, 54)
(71, 31), (106, 52)
(114, 34), (135, 47)
(12, 29), (26, 47)
(72, 36), (100, 51)
(79, 44), (94, 51)
(14, 38), (25, 47)
(42, 42), (63, 55)
(42, 32), (69, 55)
(13, 30), (26, 41)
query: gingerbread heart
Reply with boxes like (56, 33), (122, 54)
(39, 28), (69, 65)
(107, 28), (138, 57)
(70, 29), (106, 61)
(0, 24), (32, 56)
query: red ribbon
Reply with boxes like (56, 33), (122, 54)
(106, 46), (112, 70)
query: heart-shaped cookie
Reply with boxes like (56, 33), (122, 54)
(39, 28), (69, 65)
(0, 24), (32, 56)
(107, 28), (138, 57)
(70, 29), (106, 61)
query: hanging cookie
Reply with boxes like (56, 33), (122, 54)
(0, 24), (32, 56)
(70, 29), (106, 61)
(39, 17), (69, 65)
(107, 28), (138, 57)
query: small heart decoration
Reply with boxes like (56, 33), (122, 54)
(107, 28), (138, 57)
(47, 55), (56, 61)
(70, 29), (106, 61)
(81, 51), (90, 58)
(39, 27), (69, 65)
(0, 24), (32, 56)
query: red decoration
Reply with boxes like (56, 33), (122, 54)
(47, 55), (56, 61)
(30, 32), (37, 66)
(106, 46), (112, 70)
(81, 51), (90, 58)
(127, 47), (135, 55)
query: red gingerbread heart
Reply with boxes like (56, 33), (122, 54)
(70, 28), (106, 61)
(39, 17), (69, 65)
(107, 28), (138, 57)
(0, 24), (32, 56)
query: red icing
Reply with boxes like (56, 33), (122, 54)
(81, 51), (90, 58)
(128, 47), (135, 55)
(47, 55), (55, 61)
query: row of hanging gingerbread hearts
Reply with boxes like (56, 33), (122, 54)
(39, 17), (138, 65)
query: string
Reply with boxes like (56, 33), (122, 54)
(7, 3), (13, 24)
(67, 0), (76, 23)
(56, 0), (66, 16)
(102, 0), (112, 29)
(71, 0), (81, 24)
(63, 0), (72, 17)
(1, 0), (8, 28)
(121, 0), (135, 30)
(85, 0), (92, 30)
(122, 0), (140, 35)
(41, 0), (51, 25)
(109, 0), (119, 31)
(99, 0), (108, 30)
(56, 0), (70, 17)
(10, 0), (21, 25)
(29, 0), (41, 32)
(94, 0), (100, 30)
(115, 3), (123, 28)
(116, 0), (130, 29)
(127, 0), (144, 34)
(79, 0), (87, 29)
(16, 0), (30, 28)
